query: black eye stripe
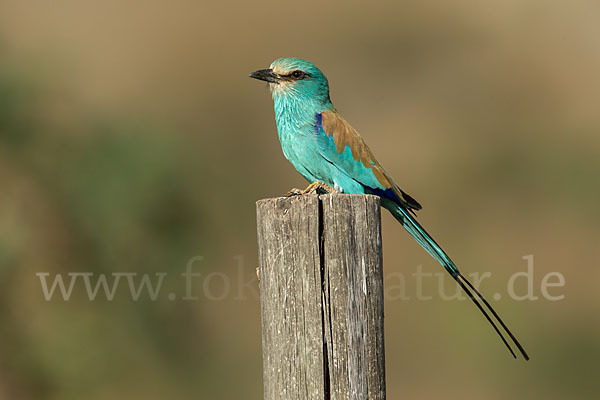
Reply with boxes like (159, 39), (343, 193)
(283, 70), (310, 80)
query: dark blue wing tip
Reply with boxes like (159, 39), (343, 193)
(314, 113), (323, 134)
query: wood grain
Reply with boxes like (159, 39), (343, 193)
(257, 194), (385, 400)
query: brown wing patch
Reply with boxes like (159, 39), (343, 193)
(321, 110), (393, 188)
(320, 110), (421, 211)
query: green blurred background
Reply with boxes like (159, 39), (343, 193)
(0, 0), (599, 399)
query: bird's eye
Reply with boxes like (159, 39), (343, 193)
(291, 70), (304, 79)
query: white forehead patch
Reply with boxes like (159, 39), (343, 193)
(270, 64), (292, 76)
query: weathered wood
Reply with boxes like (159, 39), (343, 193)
(257, 194), (385, 400)
(257, 194), (325, 400)
(321, 194), (385, 400)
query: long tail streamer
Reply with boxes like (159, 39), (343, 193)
(387, 201), (529, 360)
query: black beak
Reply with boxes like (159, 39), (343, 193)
(249, 69), (281, 84)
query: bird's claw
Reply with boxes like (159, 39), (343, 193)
(284, 181), (339, 197)
(285, 188), (305, 197)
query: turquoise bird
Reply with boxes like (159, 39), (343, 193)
(250, 57), (529, 360)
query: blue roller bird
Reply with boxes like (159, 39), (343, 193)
(250, 57), (528, 360)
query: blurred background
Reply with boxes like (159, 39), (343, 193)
(0, 0), (599, 399)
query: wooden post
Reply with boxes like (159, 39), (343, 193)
(256, 194), (385, 400)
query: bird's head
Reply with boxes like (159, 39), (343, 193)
(249, 58), (331, 107)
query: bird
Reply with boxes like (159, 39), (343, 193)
(249, 57), (529, 360)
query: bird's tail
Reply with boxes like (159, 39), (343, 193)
(384, 200), (529, 360)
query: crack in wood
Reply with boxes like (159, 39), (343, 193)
(257, 194), (385, 400)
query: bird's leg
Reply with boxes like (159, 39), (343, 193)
(285, 180), (339, 197)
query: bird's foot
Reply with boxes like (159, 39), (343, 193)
(285, 187), (305, 197)
(310, 181), (338, 194)
(285, 181), (339, 197)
